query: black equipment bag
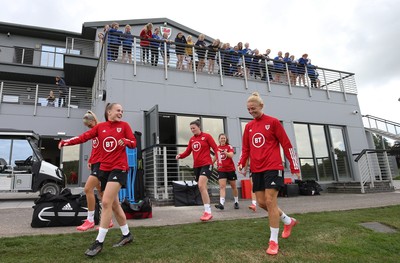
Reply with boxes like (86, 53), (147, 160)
(172, 181), (203, 206)
(31, 188), (101, 228)
(296, 180), (323, 196)
(121, 196), (152, 219)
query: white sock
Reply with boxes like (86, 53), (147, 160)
(204, 204), (211, 214)
(220, 197), (225, 205)
(280, 212), (292, 225)
(120, 224), (130, 236)
(270, 227), (279, 243)
(234, 196), (239, 203)
(252, 200), (257, 206)
(87, 211), (95, 222)
(96, 227), (108, 243)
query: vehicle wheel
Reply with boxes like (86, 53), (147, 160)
(40, 182), (60, 195)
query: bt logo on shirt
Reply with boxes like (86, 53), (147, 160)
(192, 141), (201, 152)
(252, 133), (265, 148)
(103, 136), (118, 152)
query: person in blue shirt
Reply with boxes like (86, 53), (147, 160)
(108, 22), (122, 61)
(55, 76), (68, 107)
(273, 51), (284, 83)
(122, 25), (133, 64)
(307, 61), (318, 88)
(150, 27), (162, 66)
(297, 53), (309, 86)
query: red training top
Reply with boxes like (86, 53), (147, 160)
(62, 121), (136, 171)
(238, 114), (300, 174)
(88, 136), (101, 164)
(217, 144), (236, 172)
(179, 132), (219, 168)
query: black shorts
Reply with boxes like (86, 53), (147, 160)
(193, 165), (213, 182)
(252, 170), (284, 192)
(99, 169), (127, 192)
(90, 162), (101, 178)
(218, 171), (237, 181)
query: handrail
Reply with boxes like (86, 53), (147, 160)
(354, 149), (394, 162)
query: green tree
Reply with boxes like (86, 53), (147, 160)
(373, 134), (390, 149)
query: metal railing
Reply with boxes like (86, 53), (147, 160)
(142, 144), (218, 201)
(363, 115), (400, 137)
(98, 32), (357, 95)
(354, 149), (395, 193)
(0, 81), (92, 116)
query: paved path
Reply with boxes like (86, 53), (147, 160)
(0, 190), (399, 238)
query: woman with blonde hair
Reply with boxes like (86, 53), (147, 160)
(59, 103), (136, 257)
(185, 35), (194, 71)
(238, 92), (300, 255)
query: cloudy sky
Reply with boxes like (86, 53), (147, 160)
(2, 0), (400, 122)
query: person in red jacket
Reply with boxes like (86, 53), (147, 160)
(59, 103), (136, 257)
(238, 92), (300, 256)
(76, 110), (114, 231)
(139, 23), (153, 64)
(176, 119), (221, 221)
(213, 133), (240, 210)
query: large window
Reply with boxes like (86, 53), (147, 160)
(40, 45), (80, 68)
(294, 123), (351, 181)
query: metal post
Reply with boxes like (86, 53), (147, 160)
(285, 62), (292, 94)
(242, 55), (248, 90)
(71, 38), (75, 52)
(192, 46), (197, 83)
(0, 82), (3, 110)
(33, 84), (39, 116)
(133, 38), (137, 76)
(265, 59), (271, 92)
(218, 51), (223, 86)
(322, 69), (330, 99)
(339, 72), (347, 101)
(67, 87), (71, 118)
(153, 148), (157, 200)
(163, 146), (168, 199)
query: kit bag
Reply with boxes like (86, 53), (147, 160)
(121, 196), (152, 219)
(172, 181), (203, 206)
(296, 180), (323, 196)
(31, 188), (101, 228)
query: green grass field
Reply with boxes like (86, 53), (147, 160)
(1, 205), (399, 263)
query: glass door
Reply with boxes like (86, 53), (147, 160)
(60, 144), (80, 186)
(329, 126), (352, 181)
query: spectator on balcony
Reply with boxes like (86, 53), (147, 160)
(140, 23), (153, 64)
(175, 32), (187, 71)
(213, 133), (240, 211)
(160, 32), (171, 67)
(46, 90), (55, 107)
(176, 119), (221, 222)
(261, 49), (273, 81)
(273, 51), (285, 83)
(236, 42), (244, 77)
(220, 42), (231, 76)
(150, 27), (161, 66)
(207, 39), (220, 74)
(281, 52), (291, 84)
(185, 35), (194, 71)
(297, 53), (309, 86)
(251, 49), (263, 79)
(122, 25), (133, 64)
(243, 42), (253, 78)
(195, 34), (207, 72)
(55, 76), (68, 107)
(108, 22), (122, 62)
(307, 61), (319, 88)
(288, 55), (298, 86)
(231, 45), (241, 77)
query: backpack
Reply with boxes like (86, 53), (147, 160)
(297, 180), (323, 196)
(31, 188), (101, 228)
